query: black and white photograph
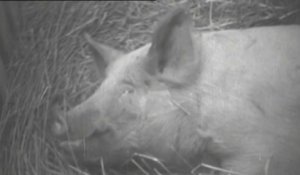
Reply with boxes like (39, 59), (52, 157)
(0, 1), (300, 175)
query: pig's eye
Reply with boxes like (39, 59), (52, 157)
(121, 80), (136, 95)
(126, 88), (134, 94)
(121, 85), (135, 96)
(124, 87), (135, 94)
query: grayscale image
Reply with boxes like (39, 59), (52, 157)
(0, 1), (300, 175)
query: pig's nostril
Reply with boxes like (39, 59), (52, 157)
(52, 122), (61, 135)
(52, 121), (67, 136)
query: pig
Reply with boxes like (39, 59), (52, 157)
(50, 7), (300, 175)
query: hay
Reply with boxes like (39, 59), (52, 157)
(0, 0), (299, 175)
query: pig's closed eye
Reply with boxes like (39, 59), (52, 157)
(120, 85), (135, 97)
(126, 88), (134, 94)
(122, 87), (135, 96)
(121, 80), (136, 95)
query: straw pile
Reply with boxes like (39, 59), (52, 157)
(0, 1), (299, 175)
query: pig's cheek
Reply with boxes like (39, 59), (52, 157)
(119, 92), (144, 116)
(142, 91), (176, 117)
(139, 95), (148, 115)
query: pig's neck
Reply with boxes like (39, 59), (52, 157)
(134, 87), (216, 166)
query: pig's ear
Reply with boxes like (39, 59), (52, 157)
(84, 33), (125, 74)
(145, 8), (201, 88)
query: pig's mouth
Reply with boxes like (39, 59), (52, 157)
(59, 139), (82, 150)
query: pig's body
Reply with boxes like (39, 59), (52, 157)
(197, 25), (300, 174)
(50, 8), (300, 175)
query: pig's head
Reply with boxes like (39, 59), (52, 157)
(50, 8), (211, 167)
